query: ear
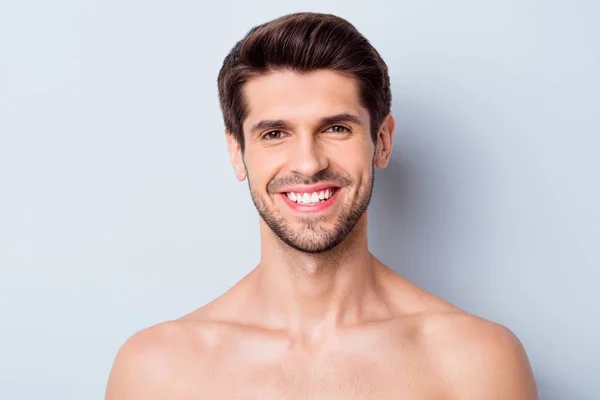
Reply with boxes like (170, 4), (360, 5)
(374, 114), (395, 169)
(226, 132), (247, 181)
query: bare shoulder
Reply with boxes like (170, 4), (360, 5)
(105, 282), (253, 398)
(381, 262), (536, 398)
(105, 319), (214, 400)
(419, 312), (538, 400)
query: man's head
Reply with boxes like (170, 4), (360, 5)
(217, 12), (394, 253)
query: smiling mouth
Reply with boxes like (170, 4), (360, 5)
(284, 188), (338, 205)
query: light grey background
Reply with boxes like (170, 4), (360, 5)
(1, 0), (598, 399)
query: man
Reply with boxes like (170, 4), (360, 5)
(106, 12), (537, 399)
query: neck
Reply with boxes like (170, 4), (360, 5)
(251, 213), (389, 340)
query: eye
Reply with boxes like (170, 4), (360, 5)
(262, 130), (287, 140)
(325, 125), (351, 134)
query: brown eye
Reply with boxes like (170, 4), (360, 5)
(325, 125), (350, 134)
(263, 131), (287, 140)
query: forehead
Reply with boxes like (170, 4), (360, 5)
(242, 69), (368, 132)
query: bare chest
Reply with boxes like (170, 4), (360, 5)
(193, 352), (442, 400)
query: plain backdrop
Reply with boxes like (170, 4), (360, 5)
(1, 0), (598, 399)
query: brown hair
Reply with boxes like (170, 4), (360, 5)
(217, 12), (391, 151)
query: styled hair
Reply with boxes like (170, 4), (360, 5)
(217, 12), (391, 151)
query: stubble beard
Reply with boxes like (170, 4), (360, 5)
(248, 167), (375, 254)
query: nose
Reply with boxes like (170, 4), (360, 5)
(287, 133), (329, 178)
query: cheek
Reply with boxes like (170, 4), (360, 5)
(334, 143), (374, 176)
(244, 150), (285, 190)
(341, 136), (375, 161)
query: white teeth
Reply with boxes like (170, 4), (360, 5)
(286, 189), (337, 204)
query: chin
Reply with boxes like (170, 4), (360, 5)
(282, 236), (345, 254)
(277, 221), (353, 253)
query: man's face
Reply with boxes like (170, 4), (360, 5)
(230, 70), (380, 253)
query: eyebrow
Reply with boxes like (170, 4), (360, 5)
(248, 113), (363, 136)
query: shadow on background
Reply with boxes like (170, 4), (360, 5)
(368, 100), (581, 400)
(369, 99), (483, 302)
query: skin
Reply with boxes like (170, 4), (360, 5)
(105, 69), (538, 399)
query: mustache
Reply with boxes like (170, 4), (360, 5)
(267, 170), (353, 193)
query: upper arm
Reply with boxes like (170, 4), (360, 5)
(430, 315), (538, 400)
(455, 325), (537, 399)
(105, 325), (181, 400)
